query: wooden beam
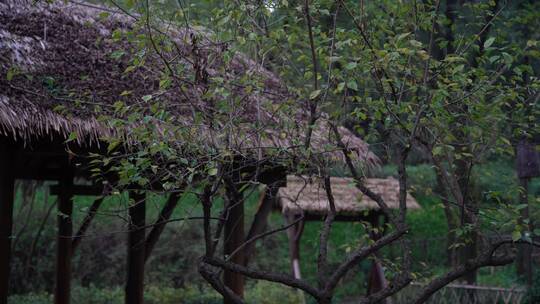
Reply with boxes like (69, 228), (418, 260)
(301, 213), (379, 222)
(55, 174), (74, 304)
(125, 191), (146, 304)
(72, 197), (104, 252)
(50, 185), (104, 196)
(144, 192), (181, 262)
(257, 166), (287, 187)
(223, 183), (245, 303)
(244, 184), (279, 265)
(0, 141), (14, 304)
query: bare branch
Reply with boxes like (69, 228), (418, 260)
(317, 175), (337, 289)
(202, 256), (321, 299)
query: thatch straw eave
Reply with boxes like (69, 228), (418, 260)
(0, 0), (380, 169)
(0, 95), (109, 146)
(278, 176), (420, 217)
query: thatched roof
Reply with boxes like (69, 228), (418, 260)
(0, 0), (379, 168)
(278, 176), (420, 217)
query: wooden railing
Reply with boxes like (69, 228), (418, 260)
(393, 282), (526, 304)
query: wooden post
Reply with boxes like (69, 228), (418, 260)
(223, 183), (244, 303)
(55, 173), (74, 304)
(367, 260), (387, 295)
(126, 191), (146, 304)
(285, 214), (304, 279)
(366, 213), (390, 303)
(0, 141), (14, 304)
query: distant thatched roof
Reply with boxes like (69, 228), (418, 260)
(278, 176), (420, 217)
(0, 0), (379, 168)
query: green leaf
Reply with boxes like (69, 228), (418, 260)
(396, 32), (411, 41)
(110, 50), (125, 60)
(433, 146), (443, 156)
(489, 55), (500, 63)
(208, 168), (218, 176)
(98, 12), (110, 19)
(502, 52), (513, 64)
(347, 80), (358, 91)
(357, 111), (367, 121)
(142, 95), (153, 102)
(345, 62), (357, 70)
(512, 230), (521, 242)
(107, 140), (120, 154)
(124, 65), (136, 74)
(66, 132), (78, 143)
(309, 89), (321, 100)
(328, 56), (341, 63)
(409, 40), (423, 48)
(237, 36), (246, 45)
(6, 67), (16, 81)
(159, 78), (171, 89)
(483, 37), (495, 49)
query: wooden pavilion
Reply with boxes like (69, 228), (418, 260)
(0, 1), (381, 303)
(276, 176), (420, 294)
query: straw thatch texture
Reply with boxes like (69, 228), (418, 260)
(0, 0), (379, 168)
(279, 176), (420, 217)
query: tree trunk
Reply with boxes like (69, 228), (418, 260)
(434, 169), (459, 268)
(516, 177), (532, 285)
(144, 192), (180, 262)
(515, 140), (538, 285)
(244, 185), (279, 265)
(317, 297), (332, 304)
(223, 183), (245, 303)
(125, 191), (146, 304)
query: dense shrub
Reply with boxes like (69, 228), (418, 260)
(246, 281), (303, 304)
(8, 284), (302, 304)
(7, 292), (51, 304)
(524, 271), (540, 304)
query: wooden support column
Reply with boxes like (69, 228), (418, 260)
(285, 214), (304, 279)
(126, 191), (146, 304)
(0, 141), (14, 304)
(366, 213), (389, 303)
(55, 173), (74, 304)
(223, 182), (245, 303)
(367, 260), (386, 295)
